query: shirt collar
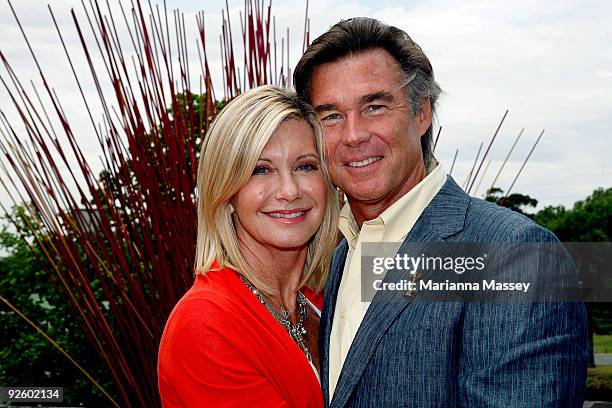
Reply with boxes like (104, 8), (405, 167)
(338, 202), (359, 249)
(338, 161), (446, 248)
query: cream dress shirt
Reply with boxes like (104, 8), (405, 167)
(328, 162), (447, 399)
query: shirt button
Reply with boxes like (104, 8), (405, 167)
(340, 311), (346, 320)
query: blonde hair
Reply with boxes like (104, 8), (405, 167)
(195, 85), (338, 292)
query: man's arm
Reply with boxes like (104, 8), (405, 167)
(458, 225), (588, 406)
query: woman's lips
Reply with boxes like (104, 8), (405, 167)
(264, 209), (310, 224)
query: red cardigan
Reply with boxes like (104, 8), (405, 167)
(158, 266), (324, 407)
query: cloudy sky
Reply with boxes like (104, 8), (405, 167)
(0, 0), (610, 212)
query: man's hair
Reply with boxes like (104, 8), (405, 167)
(195, 85), (339, 293)
(294, 17), (441, 168)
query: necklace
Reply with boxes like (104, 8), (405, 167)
(238, 274), (312, 364)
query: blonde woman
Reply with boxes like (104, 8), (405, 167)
(158, 86), (338, 407)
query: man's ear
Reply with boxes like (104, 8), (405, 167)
(418, 98), (433, 137)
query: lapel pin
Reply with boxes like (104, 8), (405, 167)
(405, 270), (421, 297)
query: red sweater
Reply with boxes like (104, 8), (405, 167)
(158, 266), (324, 407)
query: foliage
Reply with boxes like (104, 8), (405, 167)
(0, 206), (114, 406)
(535, 187), (612, 378)
(587, 366), (612, 401)
(0, 1), (298, 405)
(534, 188), (611, 242)
(485, 187), (538, 217)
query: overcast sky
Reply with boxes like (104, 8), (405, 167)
(0, 0), (610, 213)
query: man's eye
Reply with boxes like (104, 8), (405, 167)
(321, 113), (342, 123)
(252, 166), (270, 175)
(366, 104), (386, 113)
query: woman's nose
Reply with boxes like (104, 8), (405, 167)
(276, 172), (301, 202)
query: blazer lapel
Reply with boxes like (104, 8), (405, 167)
(329, 221), (442, 408)
(329, 176), (470, 408)
(321, 240), (349, 406)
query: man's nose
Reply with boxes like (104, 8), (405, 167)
(341, 114), (370, 147)
(276, 172), (301, 202)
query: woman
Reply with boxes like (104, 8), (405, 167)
(158, 85), (338, 407)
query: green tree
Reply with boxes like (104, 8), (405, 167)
(535, 187), (612, 367)
(0, 205), (114, 406)
(535, 188), (611, 242)
(485, 187), (538, 218)
(0, 93), (220, 406)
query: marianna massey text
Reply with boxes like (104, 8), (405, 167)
(373, 279), (531, 293)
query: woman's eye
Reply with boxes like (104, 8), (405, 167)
(296, 163), (318, 172)
(252, 166), (270, 175)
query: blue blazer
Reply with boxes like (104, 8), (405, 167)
(321, 176), (588, 407)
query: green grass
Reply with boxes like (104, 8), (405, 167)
(587, 366), (612, 400)
(594, 334), (612, 354)
(586, 336), (612, 400)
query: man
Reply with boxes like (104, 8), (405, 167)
(294, 17), (587, 407)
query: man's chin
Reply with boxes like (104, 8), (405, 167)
(344, 186), (388, 204)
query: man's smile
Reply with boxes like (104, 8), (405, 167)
(346, 156), (383, 168)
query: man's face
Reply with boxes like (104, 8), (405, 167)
(309, 48), (432, 214)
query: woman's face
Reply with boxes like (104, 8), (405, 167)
(231, 119), (327, 252)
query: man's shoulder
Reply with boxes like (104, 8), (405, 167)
(331, 239), (349, 262)
(462, 196), (558, 243)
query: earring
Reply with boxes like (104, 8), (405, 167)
(229, 203), (235, 214)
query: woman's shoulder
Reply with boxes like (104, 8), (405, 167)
(164, 268), (241, 329)
(157, 268), (289, 406)
(158, 267), (251, 373)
